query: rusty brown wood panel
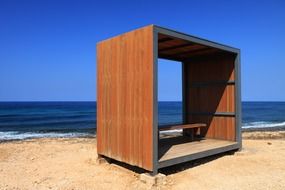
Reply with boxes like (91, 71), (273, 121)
(97, 25), (154, 171)
(186, 53), (235, 82)
(183, 53), (236, 141)
(187, 85), (235, 113)
(187, 115), (236, 141)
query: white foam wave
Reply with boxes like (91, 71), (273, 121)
(242, 121), (285, 129)
(160, 129), (182, 134)
(0, 131), (91, 141)
(159, 121), (285, 133)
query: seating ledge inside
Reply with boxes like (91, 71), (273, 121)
(159, 123), (207, 131)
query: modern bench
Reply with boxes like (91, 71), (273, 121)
(159, 123), (207, 140)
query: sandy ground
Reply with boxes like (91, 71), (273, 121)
(0, 132), (285, 190)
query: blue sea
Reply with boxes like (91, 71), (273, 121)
(0, 101), (285, 141)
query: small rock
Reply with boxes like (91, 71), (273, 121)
(267, 142), (272, 145)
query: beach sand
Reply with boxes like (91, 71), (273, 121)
(1, 132), (285, 190)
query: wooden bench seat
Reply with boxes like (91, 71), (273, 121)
(159, 123), (207, 140)
(159, 123), (207, 131)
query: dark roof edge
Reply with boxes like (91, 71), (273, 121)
(154, 25), (240, 54)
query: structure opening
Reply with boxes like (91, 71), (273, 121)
(156, 31), (238, 167)
(158, 58), (182, 126)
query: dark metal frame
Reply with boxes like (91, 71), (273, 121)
(152, 30), (158, 175)
(152, 25), (241, 174)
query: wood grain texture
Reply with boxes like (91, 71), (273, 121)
(157, 33), (211, 61)
(183, 53), (236, 141)
(159, 123), (206, 131)
(97, 25), (154, 171)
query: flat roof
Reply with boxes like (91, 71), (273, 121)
(154, 25), (240, 54)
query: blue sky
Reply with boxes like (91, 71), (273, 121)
(0, 0), (284, 101)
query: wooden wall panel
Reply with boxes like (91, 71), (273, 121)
(186, 53), (235, 82)
(184, 53), (236, 141)
(187, 115), (235, 141)
(97, 26), (154, 171)
(188, 85), (235, 113)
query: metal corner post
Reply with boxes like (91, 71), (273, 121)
(235, 51), (242, 149)
(152, 27), (158, 175)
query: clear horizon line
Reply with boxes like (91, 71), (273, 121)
(0, 100), (285, 103)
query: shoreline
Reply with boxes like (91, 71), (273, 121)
(0, 135), (96, 144)
(242, 126), (285, 132)
(1, 127), (285, 143)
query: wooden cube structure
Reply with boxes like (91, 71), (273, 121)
(96, 25), (241, 174)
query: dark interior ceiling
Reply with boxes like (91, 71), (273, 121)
(158, 33), (224, 61)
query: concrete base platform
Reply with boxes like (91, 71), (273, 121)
(139, 173), (166, 186)
(96, 156), (111, 165)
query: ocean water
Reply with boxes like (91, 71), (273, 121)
(242, 101), (285, 130)
(0, 102), (95, 141)
(0, 101), (285, 141)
